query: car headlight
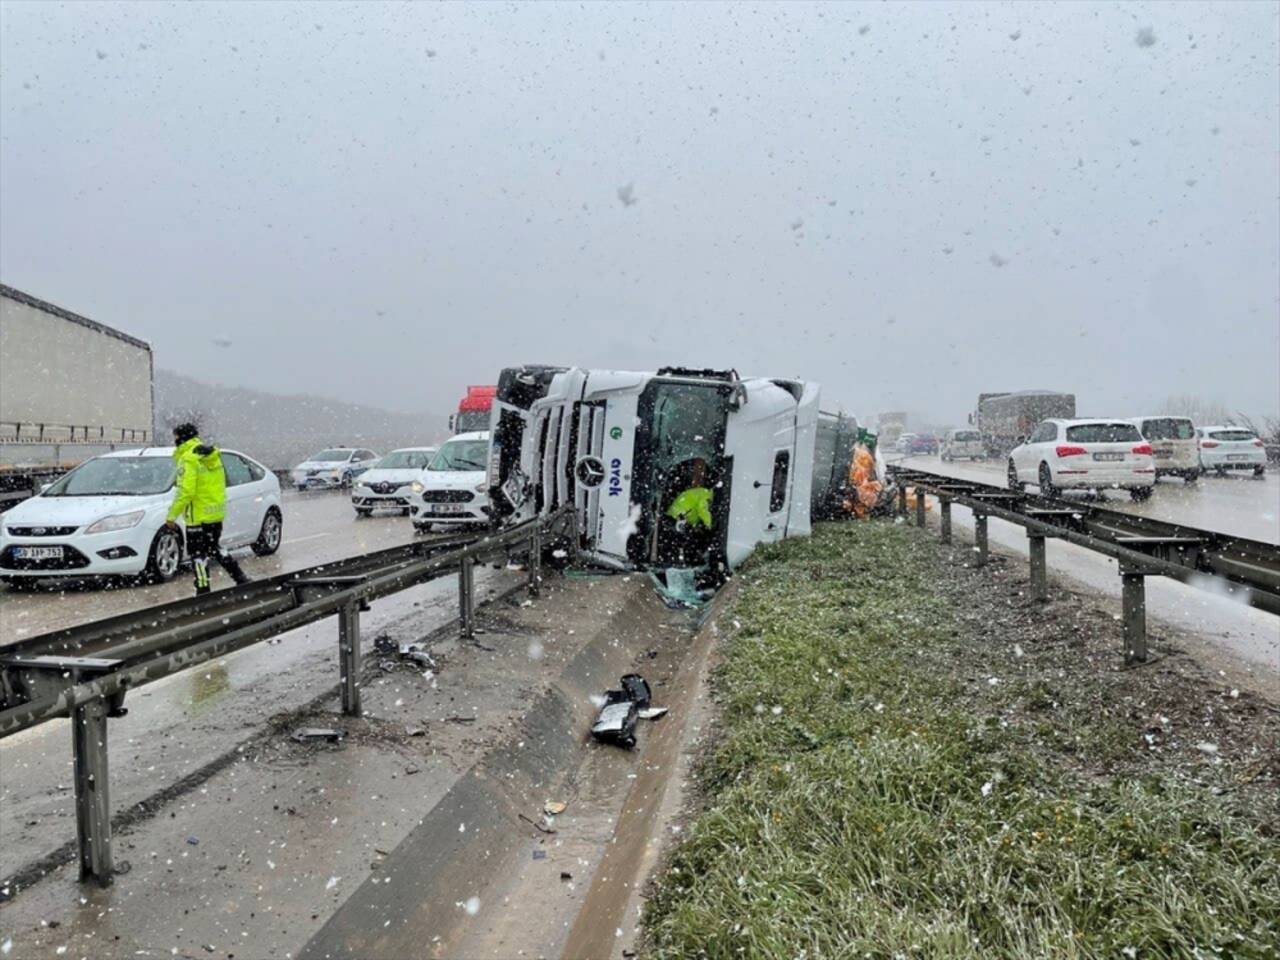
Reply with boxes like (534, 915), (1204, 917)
(85, 510), (147, 535)
(410, 481), (424, 494)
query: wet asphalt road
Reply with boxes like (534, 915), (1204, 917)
(893, 454), (1279, 543)
(1, 489), (427, 644)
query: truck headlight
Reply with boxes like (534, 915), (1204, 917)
(85, 510), (146, 535)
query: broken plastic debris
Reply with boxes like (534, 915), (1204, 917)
(532, 849), (547, 860)
(638, 707), (668, 721)
(591, 699), (639, 749)
(292, 728), (345, 744)
(621, 674), (652, 709)
(543, 800), (568, 816)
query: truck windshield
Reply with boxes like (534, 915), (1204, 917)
(430, 439), (489, 472)
(44, 457), (175, 496)
(378, 450), (434, 469)
(454, 411), (489, 433)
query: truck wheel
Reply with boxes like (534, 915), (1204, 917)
(144, 527), (183, 583)
(1007, 460), (1024, 492)
(252, 508), (283, 556)
(1038, 463), (1058, 498)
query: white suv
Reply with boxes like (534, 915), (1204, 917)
(1008, 419), (1156, 501)
(407, 432), (491, 531)
(941, 429), (985, 461)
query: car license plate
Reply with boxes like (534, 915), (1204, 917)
(14, 546), (63, 560)
(1153, 448), (1173, 458)
(1226, 454), (1249, 461)
(1093, 452), (1124, 462)
(433, 504), (465, 514)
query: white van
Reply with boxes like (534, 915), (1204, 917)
(1130, 416), (1199, 482)
(941, 429), (985, 461)
(406, 432), (491, 531)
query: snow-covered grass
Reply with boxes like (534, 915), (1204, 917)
(641, 522), (1280, 958)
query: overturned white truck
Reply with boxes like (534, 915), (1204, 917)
(487, 366), (857, 573)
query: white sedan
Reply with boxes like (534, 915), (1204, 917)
(0, 447), (283, 586)
(1197, 426), (1267, 476)
(407, 432), (491, 532)
(351, 446), (438, 516)
(1008, 419), (1156, 501)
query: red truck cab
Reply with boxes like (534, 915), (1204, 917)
(451, 385), (497, 434)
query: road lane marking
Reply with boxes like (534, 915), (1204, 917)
(283, 533), (331, 545)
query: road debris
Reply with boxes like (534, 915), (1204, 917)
(518, 812), (556, 835)
(532, 849), (547, 860)
(404, 725), (426, 737)
(638, 706), (668, 721)
(592, 673), (660, 748)
(291, 727), (345, 744)
(543, 800), (568, 816)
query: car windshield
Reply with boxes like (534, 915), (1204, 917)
(311, 450), (351, 462)
(1141, 419), (1195, 440)
(429, 439), (488, 472)
(1065, 423), (1142, 443)
(378, 450), (434, 469)
(1209, 430), (1256, 442)
(44, 457), (175, 496)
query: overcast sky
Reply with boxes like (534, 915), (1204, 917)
(1, 1), (1276, 423)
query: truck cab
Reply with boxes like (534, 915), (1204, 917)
(489, 366), (820, 573)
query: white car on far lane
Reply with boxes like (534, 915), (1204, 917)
(1007, 419), (1155, 501)
(1197, 426), (1267, 477)
(351, 446), (438, 517)
(0, 447), (283, 586)
(407, 432), (491, 532)
(290, 448), (380, 490)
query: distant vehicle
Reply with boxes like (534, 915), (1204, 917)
(450, 385), (497, 434)
(878, 411), (907, 447)
(350, 446), (438, 517)
(894, 432), (918, 453)
(972, 390), (1076, 457)
(906, 434), (939, 455)
(1129, 416), (1199, 482)
(941, 429), (985, 461)
(1197, 426), (1266, 477)
(1007, 419), (1155, 501)
(289, 448), (379, 489)
(0, 447), (282, 586)
(1, 284), (155, 510)
(408, 432), (491, 531)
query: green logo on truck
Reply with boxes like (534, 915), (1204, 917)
(609, 426), (623, 440)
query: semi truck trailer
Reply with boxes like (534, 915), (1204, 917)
(971, 389), (1076, 456)
(0, 284), (154, 508)
(487, 365), (855, 574)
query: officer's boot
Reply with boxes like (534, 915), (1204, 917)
(193, 558), (211, 596)
(221, 551), (251, 586)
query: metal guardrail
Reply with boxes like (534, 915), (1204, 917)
(0, 509), (575, 889)
(886, 465), (1280, 663)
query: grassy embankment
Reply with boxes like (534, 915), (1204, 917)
(642, 521), (1279, 958)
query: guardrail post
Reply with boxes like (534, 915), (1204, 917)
(528, 525), (542, 598)
(1028, 533), (1047, 601)
(338, 601), (362, 716)
(939, 498), (952, 544)
(73, 697), (113, 885)
(915, 490), (926, 528)
(897, 485), (908, 517)
(973, 512), (989, 567)
(459, 555), (475, 639)
(1121, 567), (1148, 663)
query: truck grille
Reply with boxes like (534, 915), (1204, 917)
(419, 490), (474, 503)
(6, 526), (78, 537)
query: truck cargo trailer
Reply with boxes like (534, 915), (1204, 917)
(972, 389), (1075, 457)
(488, 366), (853, 574)
(0, 285), (154, 508)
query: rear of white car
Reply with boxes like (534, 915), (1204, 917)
(941, 429), (984, 461)
(407, 432), (491, 531)
(1009, 419), (1155, 500)
(1198, 426), (1266, 476)
(1131, 416), (1199, 481)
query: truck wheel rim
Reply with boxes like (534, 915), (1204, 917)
(263, 514), (281, 548)
(157, 534), (180, 576)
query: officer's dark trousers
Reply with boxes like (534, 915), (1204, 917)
(186, 522), (249, 595)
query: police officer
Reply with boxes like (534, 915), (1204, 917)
(164, 423), (250, 594)
(664, 457), (714, 565)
